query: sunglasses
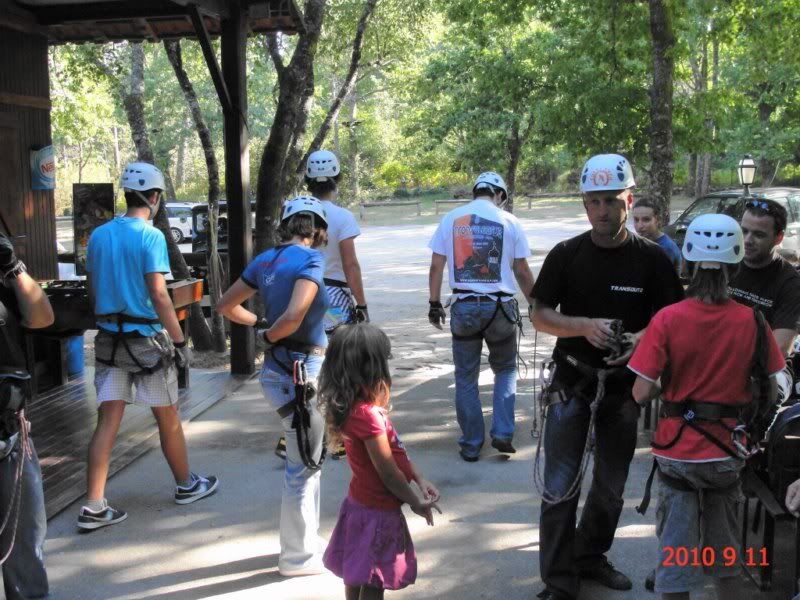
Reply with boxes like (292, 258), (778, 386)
(745, 199), (776, 213)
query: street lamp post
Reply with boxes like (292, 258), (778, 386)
(738, 154), (757, 198)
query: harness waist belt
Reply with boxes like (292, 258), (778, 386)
(96, 313), (161, 326)
(660, 400), (742, 421)
(451, 288), (514, 298)
(323, 278), (349, 288)
(277, 339), (326, 356)
(277, 400), (296, 419)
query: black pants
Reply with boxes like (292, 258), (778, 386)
(1, 437), (49, 599)
(539, 381), (639, 599)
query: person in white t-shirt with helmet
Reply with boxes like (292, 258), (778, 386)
(275, 149), (368, 460)
(428, 171), (534, 462)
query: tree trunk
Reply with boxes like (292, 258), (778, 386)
(122, 42), (213, 350)
(112, 125), (120, 172)
(165, 39), (227, 353)
(687, 153), (697, 198)
(758, 98), (777, 186)
(295, 0), (380, 183)
(346, 89), (360, 200)
(255, 0), (327, 253)
(505, 120), (523, 213)
(648, 0), (676, 224)
(163, 168), (178, 202)
(175, 125), (187, 190)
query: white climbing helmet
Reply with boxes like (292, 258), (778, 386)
(281, 195), (328, 228)
(682, 213), (744, 266)
(306, 150), (340, 182)
(580, 154), (635, 193)
(121, 162), (166, 192)
(473, 171), (508, 199)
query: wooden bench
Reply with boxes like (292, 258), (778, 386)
(523, 193), (582, 209)
(358, 200), (421, 221)
(434, 199), (470, 214)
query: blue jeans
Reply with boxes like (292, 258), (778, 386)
(260, 349), (325, 573)
(450, 298), (519, 457)
(539, 377), (639, 600)
(1, 437), (49, 600)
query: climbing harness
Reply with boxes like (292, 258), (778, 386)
(636, 307), (772, 515)
(95, 313), (170, 375)
(532, 320), (631, 505)
(271, 344), (327, 471)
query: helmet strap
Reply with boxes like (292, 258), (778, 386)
(133, 190), (160, 220)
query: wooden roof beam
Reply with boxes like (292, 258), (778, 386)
(134, 17), (158, 42)
(188, 4), (232, 114)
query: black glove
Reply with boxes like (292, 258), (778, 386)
(354, 305), (370, 323)
(428, 301), (446, 330)
(173, 340), (191, 369)
(255, 318), (275, 349)
(0, 232), (22, 278)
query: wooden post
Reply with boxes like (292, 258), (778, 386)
(359, 203), (365, 221)
(416, 201), (421, 216)
(221, 1), (254, 375)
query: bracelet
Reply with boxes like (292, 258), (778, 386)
(355, 305), (368, 310)
(174, 340), (187, 348)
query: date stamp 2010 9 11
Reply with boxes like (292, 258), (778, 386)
(662, 546), (768, 568)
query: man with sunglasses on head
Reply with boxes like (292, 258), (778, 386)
(729, 198), (800, 356)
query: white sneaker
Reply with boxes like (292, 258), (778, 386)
(279, 561), (327, 577)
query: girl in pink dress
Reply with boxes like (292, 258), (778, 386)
(319, 323), (441, 599)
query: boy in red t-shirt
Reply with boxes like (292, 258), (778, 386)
(629, 214), (783, 600)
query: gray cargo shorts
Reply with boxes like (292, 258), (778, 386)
(654, 456), (744, 594)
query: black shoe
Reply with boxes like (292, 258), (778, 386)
(77, 504), (128, 531)
(491, 438), (516, 454)
(459, 449), (479, 462)
(275, 436), (287, 460)
(645, 567), (655, 592)
(578, 560), (632, 591)
(536, 589), (572, 600)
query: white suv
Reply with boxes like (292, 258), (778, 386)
(166, 202), (198, 244)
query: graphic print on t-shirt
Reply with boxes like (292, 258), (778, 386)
(452, 214), (504, 284)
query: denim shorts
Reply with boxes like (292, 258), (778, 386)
(654, 457), (744, 593)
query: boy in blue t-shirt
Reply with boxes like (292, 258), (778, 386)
(78, 162), (218, 532)
(632, 198), (682, 269)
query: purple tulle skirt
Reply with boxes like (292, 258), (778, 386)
(323, 496), (417, 590)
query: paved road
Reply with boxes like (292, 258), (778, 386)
(42, 199), (790, 600)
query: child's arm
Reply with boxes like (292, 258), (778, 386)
(408, 462), (440, 502)
(365, 434), (441, 525)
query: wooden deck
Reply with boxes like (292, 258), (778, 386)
(28, 368), (249, 519)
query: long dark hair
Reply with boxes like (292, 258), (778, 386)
(317, 323), (392, 448)
(685, 262), (736, 304)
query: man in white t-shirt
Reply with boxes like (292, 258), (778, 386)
(428, 172), (534, 461)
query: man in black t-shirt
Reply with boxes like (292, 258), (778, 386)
(730, 199), (800, 355)
(0, 231), (53, 599)
(530, 154), (683, 600)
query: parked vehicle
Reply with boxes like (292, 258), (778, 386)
(664, 187), (800, 261)
(166, 202), (198, 244)
(191, 200), (257, 254)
